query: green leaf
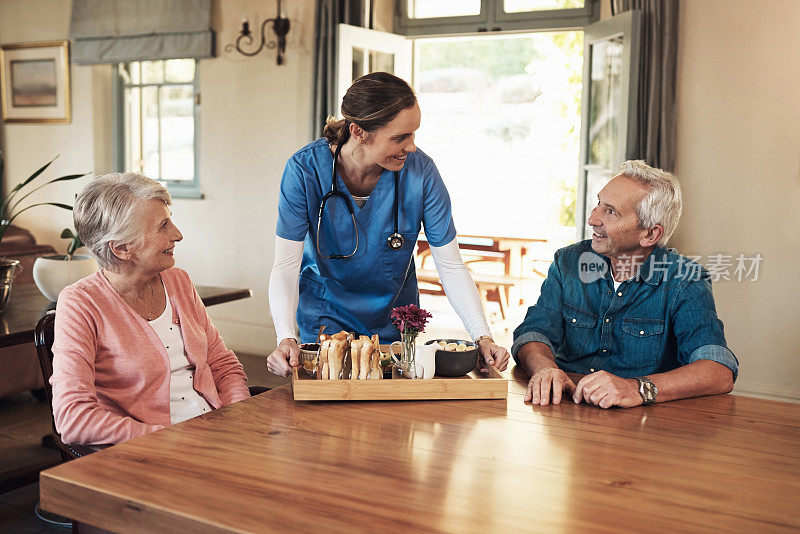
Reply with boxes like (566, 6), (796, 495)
(6, 202), (73, 225)
(1, 156), (59, 216)
(5, 173), (87, 216)
(47, 173), (87, 183)
(12, 156), (58, 193)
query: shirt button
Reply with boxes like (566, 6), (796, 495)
(617, 292), (623, 297)
(640, 330), (645, 335)
(605, 318), (610, 323)
(602, 349), (607, 353)
(589, 368), (595, 372)
(572, 318), (577, 323)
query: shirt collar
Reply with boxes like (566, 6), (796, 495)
(635, 246), (668, 285)
(592, 246), (668, 286)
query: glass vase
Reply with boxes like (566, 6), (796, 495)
(400, 332), (417, 379)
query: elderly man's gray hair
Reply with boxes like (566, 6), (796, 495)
(618, 160), (682, 247)
(74, 172), (172, 269)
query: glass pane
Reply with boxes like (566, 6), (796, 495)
(142, 86), (160, 178)
(142, 60), (164, 84)
(159, 85), (195, 181)
(583, 167), (613, 235)
(587, 36), (623, 169)
(369, 51), (395, 74)
(352, 47), (366, 81)
(128, 62), (141, 85)
(415, 31), (583, 239)
(408, 0), (480, 18)
(124, 87), (142, 173)
(505, 0), (584, 13)
(165, 59), (195, 83)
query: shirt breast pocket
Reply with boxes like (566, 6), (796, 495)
(382, 233), (417, 280)
(561, 303), (597, 359)
(620, 318), (665, 369)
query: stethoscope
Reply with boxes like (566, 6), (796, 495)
(316, 142), (404, 259)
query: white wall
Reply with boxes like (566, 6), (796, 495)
(671, 0), (800, 401)
(0, 0), (104, 260)
(0, 0), (317, 356)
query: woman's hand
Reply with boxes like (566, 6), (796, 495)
(266, 338), (300, 377)
(477, 338), (510, 372)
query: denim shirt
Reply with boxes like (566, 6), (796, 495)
(511, 240), (738, 380)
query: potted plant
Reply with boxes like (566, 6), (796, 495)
(0, 151), (88, 307)
(32, 228), (98, 302)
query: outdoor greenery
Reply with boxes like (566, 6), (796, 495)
(416, 30), (583, 231)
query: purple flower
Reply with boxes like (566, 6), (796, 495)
(390, 304), (432, 339)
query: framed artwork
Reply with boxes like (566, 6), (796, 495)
(0, 40), (71, 123)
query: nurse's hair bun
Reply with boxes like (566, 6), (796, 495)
(323, 72), (416, 146)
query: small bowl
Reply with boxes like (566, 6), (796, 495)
(299, 343), (319, 375)
(426, 339), (478, 377)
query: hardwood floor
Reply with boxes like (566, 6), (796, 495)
(0, 352), (288, 533)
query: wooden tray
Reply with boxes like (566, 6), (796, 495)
(291, 364), (508, 401)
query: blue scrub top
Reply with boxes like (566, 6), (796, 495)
(276, 138), (457, 343)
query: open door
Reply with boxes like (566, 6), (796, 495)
(336, 23), (412, 109)
(576, 10), (642, 239)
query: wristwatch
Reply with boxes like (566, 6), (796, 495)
(634, 376), (658, 404)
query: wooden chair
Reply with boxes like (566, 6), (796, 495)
(35, 312), (269, 461)
(34, 312), (92, 462)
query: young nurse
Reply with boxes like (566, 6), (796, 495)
(266, 72), (510, 377)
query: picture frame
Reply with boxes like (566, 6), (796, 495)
(0, 40), (71, 124)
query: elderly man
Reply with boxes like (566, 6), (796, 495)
(513, 160), (737, 408)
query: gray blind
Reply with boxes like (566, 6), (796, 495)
(69, 0), (214, 64)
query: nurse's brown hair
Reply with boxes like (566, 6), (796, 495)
(322, 72), (416, 146)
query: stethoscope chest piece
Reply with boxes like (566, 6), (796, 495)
(387, 233), (405, 250)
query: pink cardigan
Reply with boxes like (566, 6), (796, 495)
(51, 267), (250, 445)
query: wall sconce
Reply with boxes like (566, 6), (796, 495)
(224, 0), (291, 65)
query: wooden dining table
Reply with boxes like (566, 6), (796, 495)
(39, 366), (800, 532)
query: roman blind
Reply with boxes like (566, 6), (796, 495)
(69, 0), (214, 64)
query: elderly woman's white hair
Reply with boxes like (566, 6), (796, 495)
(618, 160), (682, 247)
(74, 172), (172, 269)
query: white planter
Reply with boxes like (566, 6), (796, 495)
(33, 254), (98, 302)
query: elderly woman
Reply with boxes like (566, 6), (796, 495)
(51, 173), (250, 446)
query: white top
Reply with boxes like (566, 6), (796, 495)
(269, 236), (492, 342)
(149, 291), (213, 424)
(613, 279), (622, 291)
(352, 194), (369, 208)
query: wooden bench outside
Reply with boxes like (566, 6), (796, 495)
(416, 270), (523, 321)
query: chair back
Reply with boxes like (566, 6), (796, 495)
(34, 312), (82, 461)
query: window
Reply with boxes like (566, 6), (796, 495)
(397, 0), (598, 36)
(413, 31), (583, 242)
(114, 59), (201, 198)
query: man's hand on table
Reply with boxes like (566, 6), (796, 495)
(266, 338), (300, 377)
(573, 371), (642, 408)
(477, 339), (510, 372)
(525, 367), (576, 405)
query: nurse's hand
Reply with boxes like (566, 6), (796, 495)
(266, 338), (300, 377)
(477, 338), (510, 372)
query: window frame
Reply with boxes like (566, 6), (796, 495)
(395, 0), (599, 37)
(112, 59), (203, 199)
